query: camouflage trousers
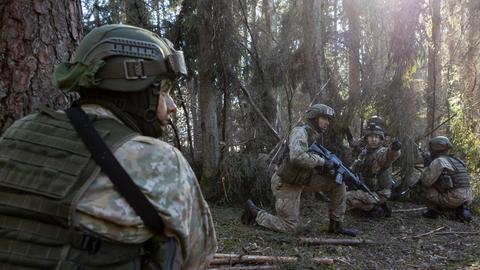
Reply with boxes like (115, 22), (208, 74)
(346, 189), (391, 211)
(424, 187), (473, 210)
(255, 172), (346, 233)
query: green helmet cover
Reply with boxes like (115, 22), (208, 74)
(429, 136), (452, 153)
(367, 115), (384, 127)
(53, 24), (187, 92)
(305, 104), (335, 120)
(364, 125), (385, 140)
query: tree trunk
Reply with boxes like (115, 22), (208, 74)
(344, 0), (362, 132)
(198, 0), (220, 197)
(426, 0), (442, 138)
(465, 0), (480, 131)
(0, 0), (83, 132)
(125, 0), (151, 29)
(302, 0), (327, 102)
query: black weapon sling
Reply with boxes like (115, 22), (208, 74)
(65, 106), (165, 234)
(65, 107), (179, 269)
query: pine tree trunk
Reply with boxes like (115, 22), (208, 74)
(125, 0), (152, 29)
(426, 0), (442, 137)
(344, 0), (362, 132)
(465, 0), (480, 130)
(0, 0), (83, 132)
(302, 0), (327, 102)
(198, 0), (220, 197)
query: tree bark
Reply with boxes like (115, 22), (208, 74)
(426, 0), (442, 138)
(198, 0), (220, 197)
(302, 0), (327, 102)
(344, 0), (362, 131)
(465, 0), (480, 130)
(0, 0), (83, 132)
(124, 0), (152, 29)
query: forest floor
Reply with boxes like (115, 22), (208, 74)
(210, 198), (480, 270)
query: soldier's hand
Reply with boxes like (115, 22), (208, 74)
(323, 160), (339, 176)
(391, 140), (402, 151)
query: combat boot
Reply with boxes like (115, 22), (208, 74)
(241, 199), (261, 225)
(367, 205), (384, 218)
(328, 220), (358, 237)
(380, 202), (392, 218)
(422, 208), (439, 219)
(456, 203), (472, 223)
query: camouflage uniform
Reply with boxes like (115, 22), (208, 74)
(76, 105), (217, 269)
(255, 124), (347, 232)
(0, 24), (217, 269)
(420, 156), (473, 211)
(347, 146), (401, 211)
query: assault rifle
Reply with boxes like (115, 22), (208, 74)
(309, 142), (379, 202)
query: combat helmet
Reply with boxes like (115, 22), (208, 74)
(366, 115), (384, 127)
(54, 24), (187, 92)
(364, 125), (385, 140)
(429, 136), (452, 153)
(53, 24), (187, 138)
(305, 104), (335, 120)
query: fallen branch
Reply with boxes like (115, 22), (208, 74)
(208, 266), (279, 270)
(433, 231), (480, 236)
(392, 207), (427, 213)
(412, 226), (446, 239)
(299, 237), (376, 246)
(211, 253), (334, 266)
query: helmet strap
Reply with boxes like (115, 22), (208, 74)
(78, 85), (165, 138)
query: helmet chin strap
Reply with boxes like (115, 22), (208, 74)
(79, 84), (166, 138)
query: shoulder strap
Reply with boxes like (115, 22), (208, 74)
(65, 107), (166, 235)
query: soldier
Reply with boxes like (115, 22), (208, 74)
(0, 25), (216, 269)
(420, 136), (473, 222)
(347, 125), (402, 217)
(243, 104), (358, 236)
(350, 115), (387, 158)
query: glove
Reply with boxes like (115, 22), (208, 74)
(391, 140), (402, 151)
(323, 159), (336, 170)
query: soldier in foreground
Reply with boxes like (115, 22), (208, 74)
(347, 125), (402, 217)
(420, 136), (473, 222)
(243, 104), (358, 236)
(0, 24), (216, 269)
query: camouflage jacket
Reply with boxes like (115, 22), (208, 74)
(352, 146), (401, 192)
(276, 123), (325, 185)
(420, 155), (470, 188)
(75, 105), (217, 269)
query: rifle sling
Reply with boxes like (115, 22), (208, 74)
(65, 106), (166, 235)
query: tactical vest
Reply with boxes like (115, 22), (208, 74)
(0, 107), (156, 269)
(277, 124), (319, 185)
(355, 148), (393, 191)
(442, 155), (470, 188)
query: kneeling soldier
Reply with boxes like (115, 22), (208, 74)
(347, 125), (402, 217)
(420, 136), (473, 222)
(243, 104), (357, 236)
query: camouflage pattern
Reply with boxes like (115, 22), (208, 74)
(287, 124), (325, 167)
(256, 172), (346, 232)
(420, 156), (473, 210)
(76, 105), (217, 270)
(347, 146), (401, 211)
(256, 124), (346, 232)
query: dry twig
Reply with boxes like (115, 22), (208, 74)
(211, 253), (334, 267)
(392, 207), (427, 213)
(299, 237), (376, 246)
(412, 226), (446, 239)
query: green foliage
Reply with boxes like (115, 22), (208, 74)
(448, 103), (480, 198)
